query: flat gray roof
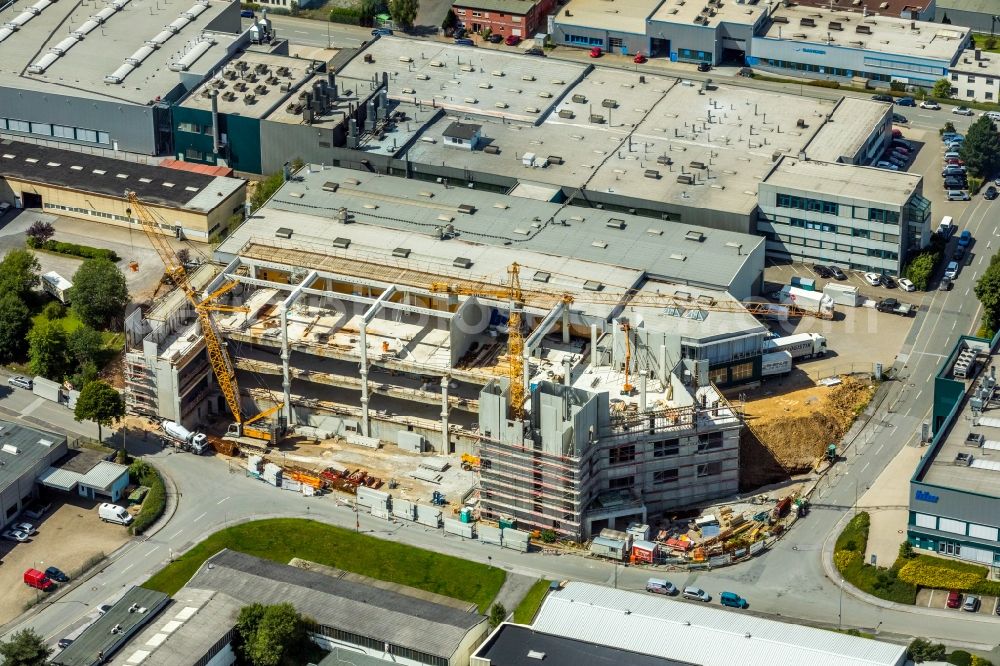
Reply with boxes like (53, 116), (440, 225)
(951, 49), (1000, 77)
(108, 589), (243, 666)
(762, 5), (968, 62)
(477, 624), (696, 666)
(651, 0), (765, 28)
(805, 97), (891, 164)
(223, 165), (763, 294)
(188, 550), (485, 660)
(52, 587), (170, 666)
(762, 157), (921, 206)
(553, 0), (663, 34)
(452, 0), (540, 14)
(0, 0), (238, 104)
(0, 420), (66, 496)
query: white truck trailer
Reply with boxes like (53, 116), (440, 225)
(822, 283), (862, 307)
(761, 351), (793, 377)
(778, 286), (835, 319)
(162, 421), (208, 454)
(763, 333), (827, 360)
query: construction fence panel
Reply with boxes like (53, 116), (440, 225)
(282, 478), (302, 492)
(392, 498), (416, 521)
(749, 540), (766, 555)
(709, 554), (732, 567)
(443, 517), (475, 539)
(356, 487), (390, 509)
(415, 504), (443, 528)
(371, 507), (390, 520)
(397, 431), (425, 453)
(480, 525), (503, 545)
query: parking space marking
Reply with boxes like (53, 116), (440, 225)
(914, 390), (922, 401)
(860, 461), (870, 473)
(875, 443), (884, 455)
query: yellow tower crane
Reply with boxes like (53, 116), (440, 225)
(124, 191), (283, 442)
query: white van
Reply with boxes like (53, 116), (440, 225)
(98, 503), (133, 525)
(937, 216), (955, 237)
(984, 111), (1000, 123)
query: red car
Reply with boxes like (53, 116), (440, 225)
(589, 46), (603, 58)
(891, 128), (903, 138)
(947, 590), (962, 609)
(634, 52), (647, 63)
(946, 157), (965, 166)
(504, 34), (520, 46)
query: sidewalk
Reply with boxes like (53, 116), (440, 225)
(858, 443), (925, 567)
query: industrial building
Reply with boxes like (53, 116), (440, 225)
(948, 49), (1000, 103)
(0, 0), (243, 156)
(0, 140), (246, 241)
(0, 421), (67, 529)
(935, 0), (999, 31)
(186, 550), (489, 666)
(474, 582), (908, 666)
(757, 156), (930, 276)
(909, 333), (1000, 565)
(790, 0), (935, 21)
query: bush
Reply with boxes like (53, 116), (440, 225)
(835, 549), (860, 572)
(29, 238), (120, 262)
(41, 300), (65, 320)
(808, 80), (841, 89)
(968, 175), (984, 194)
(898, 541), (917, 560)
(329, 6), (362, 24)
(905, 251), (939, 291)
(835, 513), (870, 552)
(970, 578), (1000, 596)
(129, 462), (166, 535)
(833, 513), (917, 604)
(950, 651), (973, 666)
(540, 529), (556, 543)
(897, 555), (987, 590)
(909, 638), (947, 663)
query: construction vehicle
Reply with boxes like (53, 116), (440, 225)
(460, 453), (480, 471)
(125, 191), (284, 445)
(162, 420), (208, 454)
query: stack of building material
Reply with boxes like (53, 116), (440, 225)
(262, 462), (282, 486)
(357, 486), (390, 510)
(480, 524), (503, 545)
(502, 528), (530, 552)
(246, 454), (263, 476)
(420, 458), (450, 472)
(415, 504), (443, 528)
(444, 517), (474, 538)
(392, 498), (416, 521)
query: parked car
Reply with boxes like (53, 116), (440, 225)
(919, 100), (940, 109)
(98, 604), (112, 616)
(986, 186), (999, 200)
(829, 266), (847, 280)
(13, 522), (36, 535)
(891, 128), (903, 139)
(488, 33), (503, 43)
(737, 66), (753, 77)
(98, 503), (133, 525)
(57, 638), (73, 650)
(898, 278), (916, 292)
(872, 94), (893, 102)
(864, 272), (882, 286)
(633, 52), (647, 64)
(953, 106), (974, 116)
(893, 138), (914, 150)
(720, 592), (748, 609)
(0, 202), (10, 216)
(963, 595), (981, 612)
(939, 276), (952, 291)
(7, 375), (32, 390)
(892, 113), (908, 124)
(944, 260), (960, 280)
(958, 230), (972, 247)
(589, 46), (603, 58)
(944, 151), (962, 161)
(239, 9), (255, 18)
(876, 161), (899, 170)
(892, 145), (910, 156)
(813, 264), (833, 278)
(645, 578), (677, 595)
(945, 157), (965, 166)
(942, 165), (967, 176)
(882, 275), (897, 289)
(947, 590), (962, 608)
(454, 38), (475, 46)
(2, 529), (29, 542)
(697, 61), (711, 72)
(23, 502), (51, 520)
(682, 586), (711, 602)
(954, 246), (966, 262)
(371, 28), (393, 36)
(45, 566), (69, 583)
(23, 569), (54, 591)
(504, 34), (520, 46)
(896, 96), (916, 106)
(945, 179), (967, 191)
(942, 132), (963, 142)
(947, 190), (971, 201)
(524, 47), (545, 56)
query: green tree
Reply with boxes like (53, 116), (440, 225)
(27, 318), (68, 380)
(0, 293), (31, 362)
(251, 171), (285, 210)
(235, 603), (315, 666)
(67, 325), (103, 367)
(25, 220), (55, 246)
(960, 115), (1000, 179)
(904, 252), (937, 291)
(70, 258), (130, 328)
(0, 249), (40, 300)
(441, 8), (457, 30)
(975, 254), (1000, 336)
(74, 380), (125, 441)
(908, 637), (946, 662)
(488, 602), (507, 628)
(389, 0), (418, 30)
(68, 361), (99, 391)
(235, 603), (268, 663)
(0, 628), (52, 666)
(932, 78), (953, 100)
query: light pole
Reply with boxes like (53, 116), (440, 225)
(838, 577), (844, 630)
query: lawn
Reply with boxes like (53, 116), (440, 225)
(143, 518), (507, 612)
(833, 513), (917, 604)
(31, 309), (124, 354)
(512, 579), (551, 624)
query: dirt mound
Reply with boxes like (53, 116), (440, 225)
(742, 377), (876, 475)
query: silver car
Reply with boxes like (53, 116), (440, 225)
(2, 529), (30, 542)
(7, 375), (31, 390)
(682, 586), (711, 602)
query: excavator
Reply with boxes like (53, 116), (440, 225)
(125, 190), (284, 446)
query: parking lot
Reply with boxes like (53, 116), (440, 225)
(0, 497), (130, 625)
(916, 588), (998, 617)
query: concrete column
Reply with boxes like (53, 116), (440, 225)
(359, 326), (370, 437)
(590, 324), (599, 366)
(639, 372), (647, 412)
(563, 356), (572, 387)
(440, 376), (450, 452)
(523, 348), (531, 397)
(562, 307), (570, 344)
(280, 308), (292, 426)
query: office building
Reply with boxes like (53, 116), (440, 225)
(452, 0), (556, 39)
(948, 49), (1000, 103)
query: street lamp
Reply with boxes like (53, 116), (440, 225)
(838, 577), (845, 630)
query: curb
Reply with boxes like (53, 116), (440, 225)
(139, 461), (179, 540)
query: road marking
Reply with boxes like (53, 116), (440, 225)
(915, 389), (923, 401)
(860, 461), (870, 473)
(170, 529), (183, 539)
(146, 546), (160, 557)
(121, 564), (133, 573)
(294, 30), (308, 33)
(875, 443), (884, 455)
(980, 255), (985, 265)
(965, 288), (971, 296)
(217, 496), (230, 505)
(194, 511), (207, 522)
(953, 320), (957, 330)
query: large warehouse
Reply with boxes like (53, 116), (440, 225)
(908, 333), (1000, 565)
(0, 140), (247, 241)
(0, 421), (67, 530)
(0, 0), (243, 156)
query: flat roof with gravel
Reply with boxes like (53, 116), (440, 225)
(762, 157), (921, 206)
(805, 96), (891, 164)
(650, 0), (765, 28)
(553, 0), (664, 34)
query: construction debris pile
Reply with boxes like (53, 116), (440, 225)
(244, 455), (384, 495)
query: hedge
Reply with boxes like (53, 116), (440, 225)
(329, 6), (362, 24)
(834, 513), (917, 604)
(897, 556), (987, 591)
(130, 462), (166, 535)
(27, 237), (120, 262)
(971, 579), (1000, 596)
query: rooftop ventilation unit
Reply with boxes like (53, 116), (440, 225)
(591, 241), (608, 249)
(1, 444), (19, 455)
(772, 15), (788, 23)
(483, 145), (501, 154)
(645, 169), (661, 179)
(800, 17), (816, 26)
(685, 230), (705, 242)
(583, 280), (603, 291)
(677, 174), (694, 184)
(457, 204), (476, 214)
(571, 94), (587, 103)
(331, 237), (351, 249)
(275, 227), (293, 239)
(856, 24), (871, 34)
(606, 219), (625, 229)
(533, 271), (551, 282)
(322, 182), (339, 193)
(602, 99), (618, 108)
(453, 257), (473, 269)
(689, 161), (706, 169)
(392, 248), (411, 258)
(829, 21), (843, 30)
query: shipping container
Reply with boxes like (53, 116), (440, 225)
(32, 376), (63, 404)
(415, 504), (443, 528)
(590, 536), (626, 560)
(763, 333), (827, 360)
(789, 276), (816, 291)
(631, 539), (658, 563)
(777, 286), (835, 318)
(822, 282), (862, 307)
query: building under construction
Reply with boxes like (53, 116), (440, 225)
(124, 165), (761, 539)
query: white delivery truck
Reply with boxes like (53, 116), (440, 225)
(822, 283), (862, 307)
(761, 351), (793, 377)
(98, 503), (133, 525)
(162, 420), (208, 454)
(763, 333), (827, 360)
(777, 286), (835, 319)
